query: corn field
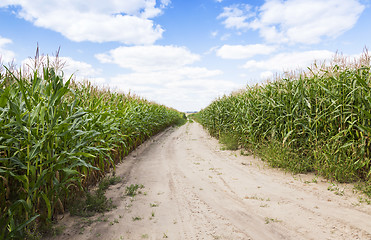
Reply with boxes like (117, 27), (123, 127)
(0, 59), (183, 239)
(198, 52), (371, 187)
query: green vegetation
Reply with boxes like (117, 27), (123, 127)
(132, 216), (142, 221)
(219, 132), (239, 150)
(174, 112), (187, 127)
(0, 55), (184, 239)
(197, 52), (371, 191)
(69, 175), (121, 217)
(125, 184), (144, 196)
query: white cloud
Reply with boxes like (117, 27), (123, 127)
(243, 50), (334, 71)
(260, 71), (273, 80)
(0, 36), (15, 63)
(217, 4), (253, 30)
(219, 0), (365, 44)
(96, 45), (237, 111)
(211, 30), (218, 38)
(61, 57), (102, 80)
(96, 45), (200, 71)
(110, 68), (237, 111)
(220, 33), (231, 41)
(160, 0), (171, 8)
(110, 67), (222, 85)
(216, 44), (276, 59)
(1, 0), (169, 44)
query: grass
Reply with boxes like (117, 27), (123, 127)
(174, 112), (188, 127)
(125, 184), (144, 196)
(196, 51), (371, 196)
(219, 132), (239, 150)
(132, 216), (142, 221)
(0, 50), (185, 239)
(68, 175), (120, 217)
(264, 217), (282, 224)
(150, 202), (159, 207)
(355, 182), (371, 198)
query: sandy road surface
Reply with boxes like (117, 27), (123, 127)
(51, 122), (371, 240)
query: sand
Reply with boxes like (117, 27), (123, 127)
(48, 122), (371, 240)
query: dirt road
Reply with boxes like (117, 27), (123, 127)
(53, 122), (371, 240)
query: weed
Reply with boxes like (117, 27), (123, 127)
(126, 184), (144, 196)
(150, 202), (159, 207)
(219, 132), (240, 150)
(132, 216), (142, 221)
(327, 184), (344, 196)
(358, 196), (371, 205)
(99, 176), (122, 192)
(69, 176), (118, 217)
(265, 217), (282, 224)
(354, 181), (371, 199)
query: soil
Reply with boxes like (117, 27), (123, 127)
(47, 122), (371, 240)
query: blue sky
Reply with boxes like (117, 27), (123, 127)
(0, 0), (370, 111)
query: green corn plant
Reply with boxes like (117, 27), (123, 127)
(0, 54), (183, 238)
(197, 51), (371, 185)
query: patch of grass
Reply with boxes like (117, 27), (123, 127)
(126, 184), (144, 196)
(354, 181), (371, 199)
(174, 113), (187, 127)
(358, 196), (371, 205)
(132, 216), (142, 221)
(264, 217), (282, 224)
(245, 195), (270, 201)
(150, 202), (159, 207)
(69, 176), (120, 217)
(257, 140), (314, 174)
(99, 175), (122, 191)
(188, 112), (201, 123)
(327, 183), (344, 196)
(219, 132), (240, 150)
(109, 218), (119, 225)
(51, 225), (65, 236)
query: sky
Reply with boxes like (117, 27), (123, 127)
(0, 0), (370, 112)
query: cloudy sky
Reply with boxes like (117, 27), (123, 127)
(0, 0), (370, 111)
